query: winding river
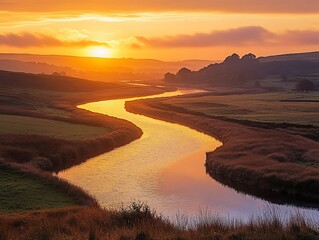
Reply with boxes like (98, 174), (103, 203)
(59, 89), (319, 222)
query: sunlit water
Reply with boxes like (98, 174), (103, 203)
(59, 90), (319, 223)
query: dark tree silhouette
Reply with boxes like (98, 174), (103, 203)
(176, 68), (192, 81)
(164, 72), (176, 81)
(162, 53), (319, 87)
(241, 53), (257, 61)
(224, 53), (240, 64)
(295, 79), (316, 92)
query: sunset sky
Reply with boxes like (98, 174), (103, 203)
(1, 0), (319, 60)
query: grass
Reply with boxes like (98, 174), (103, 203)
(0, 165), (77, 212)
(0, 82), (144, 171)
(164, 91), (319, 126)
(0, 202), (318, 240)
(0, 114), (108, 140)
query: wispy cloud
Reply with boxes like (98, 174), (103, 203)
(0, 32), (108, 48)
(135, 27), (319, 48)
(282, 30), (319, 45)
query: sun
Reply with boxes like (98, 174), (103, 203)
(88, 46), (112, 58)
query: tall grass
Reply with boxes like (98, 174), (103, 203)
(0, 203), (318, 240)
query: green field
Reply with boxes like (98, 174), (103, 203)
(0, 165), (77, 212)
(165, 92), (319, 126)
(259, 74), (319, 91)
(0, 114), (108, 140)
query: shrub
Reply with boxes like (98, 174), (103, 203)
(116, 202), (157, 226)
(295, 79), (316, 92)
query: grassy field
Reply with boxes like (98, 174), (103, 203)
(0, 165), (77, 212)
(164, 92), (319, 126)
(0, 114), (108, 140)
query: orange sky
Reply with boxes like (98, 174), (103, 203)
(0, 0), (319, 60)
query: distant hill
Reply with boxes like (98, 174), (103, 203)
(259, 51), (319, 62)
(165, 52), (319, 86)
(0, 70), (121, 92)
(0, 59), (78, 76)
(0, 53), (214, 82)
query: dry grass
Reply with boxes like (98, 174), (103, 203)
(0, 203), (318, 240)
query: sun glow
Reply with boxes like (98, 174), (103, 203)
(88, 46), (112, 58)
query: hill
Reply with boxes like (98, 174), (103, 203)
(0, 59), (76, 76)
(164, 52), (319, 88)
(260, 51), (319, 62)
(0, 70), (120, 92)
(0, 53), (214, 82)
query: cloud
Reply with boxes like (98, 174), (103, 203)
(282, 30), (319, 45)
(2, 0), (319, 14)
(0, 32), (108, 48)
(135, 27), (275, 48)
(135, 27), (319, 48)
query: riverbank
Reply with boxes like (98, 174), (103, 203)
(125, 92), (319, 207)
(0, 73), (173, 173)
(0, 70), (172, 211)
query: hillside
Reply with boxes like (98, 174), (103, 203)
(260, 51), (319, 62)
(164, 53), (319, 88)
(0, 53), (214, 81)
(0, 70), (120, 92)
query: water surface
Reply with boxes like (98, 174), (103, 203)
(59, 90), (319, 222)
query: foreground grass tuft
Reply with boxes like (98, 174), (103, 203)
(0, 203), (318, 240)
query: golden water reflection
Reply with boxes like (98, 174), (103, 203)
(58, 90), (319, 221)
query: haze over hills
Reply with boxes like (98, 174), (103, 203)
(0, 70), (120, 92)
(0, 59), (77, 76)
(0, 53), (214, 82)
(1, 51), (318, 83)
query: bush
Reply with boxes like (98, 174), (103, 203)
(116, 202), (157, 226)
(295, 79), (316, 92)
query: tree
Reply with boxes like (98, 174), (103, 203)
(241, 53), (257, 61)
(223, 53), (240, 64)
(295, 79), (316, 92)
(164, 72), (176, 81)
(176, 68), (192, 81)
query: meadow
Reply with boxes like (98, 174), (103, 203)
(163, 92), (319, 126)
(0, 165), (77, 212)
(0, 114), (108, 140)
